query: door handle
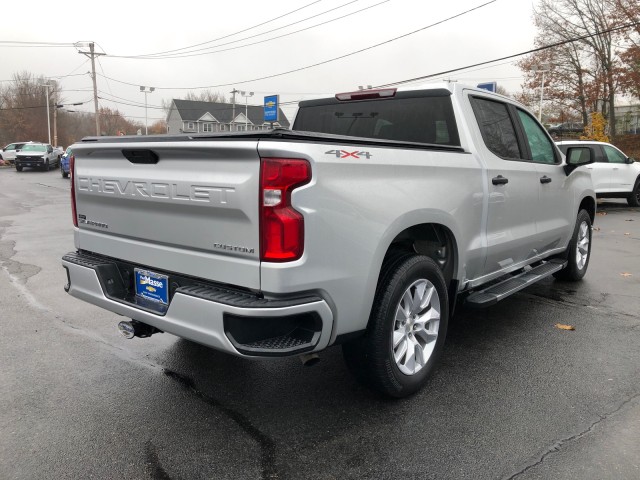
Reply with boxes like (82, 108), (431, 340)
(492, 175), (509, 185)
(540, 176), (552, 184)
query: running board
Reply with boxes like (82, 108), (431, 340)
(465, 259), (567, 308)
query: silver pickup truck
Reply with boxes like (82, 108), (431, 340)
(62, 83), (596, 397)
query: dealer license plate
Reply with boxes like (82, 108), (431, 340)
(134, 269), (169, 304)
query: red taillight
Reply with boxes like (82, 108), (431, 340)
(260, 158), (311, 262)
(70, 154), (78, 227)
(335, 88), (397, 101)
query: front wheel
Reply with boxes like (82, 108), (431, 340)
(16, 165), (23, 172)
(628, 181), (640, 207)
(61, 163), (69, 178)
(554, 209), (592, 281)
(343, 254), (449, 398)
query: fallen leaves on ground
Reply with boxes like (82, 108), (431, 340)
(620, 272), (633, 277)
(624, 233), (631, 236)
(625, 219), (634, 222)
(597, 212), (607, 216)
(593, 227), (601, 231)
(555, 324), (575, 331)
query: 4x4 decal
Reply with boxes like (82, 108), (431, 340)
(325, 149), (373, 159)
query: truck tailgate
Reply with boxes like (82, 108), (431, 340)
(72, 140), (261, 290)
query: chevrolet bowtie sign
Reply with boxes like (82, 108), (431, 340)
(264, 95), (279, 123)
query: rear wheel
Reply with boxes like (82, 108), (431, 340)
(628, 181), (640, 207)
(343, 254), (449, 398)
(554, 209), (592, 281)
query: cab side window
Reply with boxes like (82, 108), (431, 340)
(471, 97), (521, 159)
(517, 109), (558, 164)
(602, 144), (626, 164)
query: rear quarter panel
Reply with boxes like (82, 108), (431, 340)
(258, 140), (485, 340)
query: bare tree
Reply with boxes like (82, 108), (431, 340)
(518, 0), (637, 134)
(183, 89), (227, 103)
(611, 0), (640, 99)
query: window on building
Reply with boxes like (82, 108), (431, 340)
(203, 123), (213, 133)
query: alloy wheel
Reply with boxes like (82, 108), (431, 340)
(392, 279), (441, 375)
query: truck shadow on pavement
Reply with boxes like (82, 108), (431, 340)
(146, 270), (625, 479)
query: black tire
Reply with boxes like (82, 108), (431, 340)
(61, 163), (68, 178)
(15, 165), (23, 172)
(43, 160), (50, 171)
(343, 254), (449, 398)
(553, 209), (592, 281)
(627, 180), (640, 207)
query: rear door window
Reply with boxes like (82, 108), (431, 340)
(470, 97), (521, 159)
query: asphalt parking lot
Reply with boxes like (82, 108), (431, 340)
(1, 166), (638, 480)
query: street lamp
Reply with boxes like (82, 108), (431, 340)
(140, 86), (155, 135)
(42, 84), (52, 144)
(532, 64), (551, 122)
(240, 91), (254, 131)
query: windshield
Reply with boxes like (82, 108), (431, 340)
(21, 144), (46, 152)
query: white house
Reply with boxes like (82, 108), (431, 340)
(166, 99), (290, 134)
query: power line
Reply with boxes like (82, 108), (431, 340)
(96, 0), (497, 90)
(98, 96), (166, 111)
(98, 91), (163, 109)
(120, 0), (326, 58)
(112, 0), (381, 60)
(0, 104), (49, 111)
(0, 40), (76, 47)
(375, 20), (640, 88)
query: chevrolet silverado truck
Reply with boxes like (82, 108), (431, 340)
(62, 83), (596, 397)
(15, 142), (60, 172)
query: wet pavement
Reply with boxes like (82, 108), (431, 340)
(1, 167), (638, 479)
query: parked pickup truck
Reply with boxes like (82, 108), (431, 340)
(15, 142), (61, 172)
(62, 83), (596, 397)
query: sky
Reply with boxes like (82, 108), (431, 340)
(0, 0), (537, 128)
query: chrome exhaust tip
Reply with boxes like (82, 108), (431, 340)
(299, 352), (320, 367)
(117, 321), (135, 339)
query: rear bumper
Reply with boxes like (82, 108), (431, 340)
(62, 251), (334, 357)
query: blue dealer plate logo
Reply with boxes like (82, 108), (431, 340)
(135, 269), (169, 304)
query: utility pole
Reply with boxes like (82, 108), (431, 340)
(140, 86), (155, 135)
(230, 88), (239, 131)
(240, 91), (254, 131)
(51, 85), (59, 146)
(78, 42), (105, 136)
(42, 83), (52, 145)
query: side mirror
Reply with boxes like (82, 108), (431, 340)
(563, 146), (594, 175)
(627, 157), (636, 164)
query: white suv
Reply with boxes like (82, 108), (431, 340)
(0, 141), (33, 164)
(557, 140), (640, 207)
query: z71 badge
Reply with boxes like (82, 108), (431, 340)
(325, 149), (373, 159)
